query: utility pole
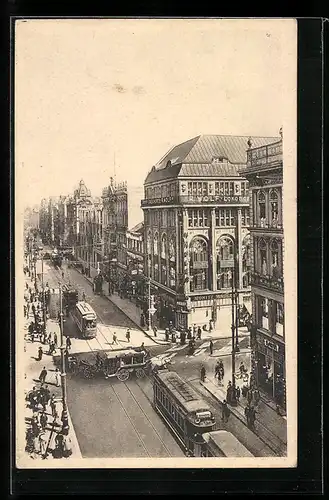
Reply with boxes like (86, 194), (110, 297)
(234, 257), (240, 353)
(230, 268), (238, 406)
(59, 284), (69, 433)
(41, 253), (47, 331)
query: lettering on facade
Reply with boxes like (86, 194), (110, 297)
(263, 339), (279, 352)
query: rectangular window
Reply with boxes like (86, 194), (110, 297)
(214, 182), (220, 196)
(202, 182), (208, 196)
(241, 209), (246, 226)
(188, 210), (193, 227)
(188, 182), (192, 196)
(225, 209), (230, 226)
(193, 210), (198, 226)
(230, 210), (235, 226)
(224, 182), (229, 195)
(275, 302), (284, 336)
(215, 209), (220, 226)
(229, 182), (234, 195)
(220, 209), (225, 226)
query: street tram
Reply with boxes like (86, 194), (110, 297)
(62, 284), (79, 313)
(69, 347), (151, 380)
(153, 370), (216, 456)
(197, 430), (254, 458)
(70, 301), (97, 339)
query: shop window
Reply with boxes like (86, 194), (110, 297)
(161, 234), (167, 259)
(216, 236), (234, 289)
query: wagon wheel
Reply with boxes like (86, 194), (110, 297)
(116, 369), (130, 382)
(135, 368), (146, 379)
(83, 365), (96, 379)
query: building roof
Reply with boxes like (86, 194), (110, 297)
(145, 134), (279, 183)
(129, 221), (144, 234)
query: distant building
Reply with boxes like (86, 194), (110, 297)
(142, 134), (278, 331)
(244, 135), (285, 410)
(102, 178), (143, 291)
(126, 222), (145, 298)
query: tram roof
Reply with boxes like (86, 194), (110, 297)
(203, 431), (253, 457)
(156, 370), (211, 413)
(75, 301), (97, 316)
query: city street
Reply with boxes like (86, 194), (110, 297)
(35, 255), (285, 458)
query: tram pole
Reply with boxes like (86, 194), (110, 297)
(41, 253), (47, 333)
(59, 283), (70, 434)
(230, 269), (238, 407)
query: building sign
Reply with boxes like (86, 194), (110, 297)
(193, 261), (208, 269)
(142, 195), (249, 206)
(263, 339), (279, 352)
(176, 301), (186, 307)
(191, 293), (225, 302)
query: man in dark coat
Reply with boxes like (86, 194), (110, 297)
(209, 339), (214, 355)
(39, 367), (47, 385)
(37, 346), (43, 361)
(200, 365), (206, 382)
(221, 400), (231, 422)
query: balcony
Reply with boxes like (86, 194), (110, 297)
(141, 194), (249, 207)
(251, 219), (283, 231)
(246, 141), (282, 171)
(250, 272), (284, 293)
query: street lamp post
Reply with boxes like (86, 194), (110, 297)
(59, 283), (70, 433)
(41, 253), (47, 332)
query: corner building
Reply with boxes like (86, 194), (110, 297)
(244, 136), (285, 410)
(142, 134), (277, 331)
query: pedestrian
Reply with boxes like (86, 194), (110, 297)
(165, 328), (169, 342)
(192, 324), (197, 337)
(66, 336), (72, 350)
(47, 332), (52, 345)
(200, 365), (206, 382)
(53, 333), (58, 348)
(82, 291), (86, 302)
(187, 327), (192, 340)
(39, 429), (48, 457)
(215, 361), (220, 379)
(140, 313), (145, 328)
(48, 341), (56, 355)
(247, 389), (253, 405)
(221, 400), (231, 423)
(37, 346), (43, 361)
(24, 304), (27, 318)
(62, 428), (72, 458)
(254, 388), (260, 406)
(236, 385), (241, 402)
(50, 395), (58, 420)
(39, 367), (47, 385)
(209, 339), (213, 355)
(218, 359), (224, 378)
(112, 332), (118, 345)
(54, 431), (64, 458)
(197, 326), (202, 339)
(153, 325), (157, 337)
(55, 368), (61, 387)
(126, 329), (131, 343)
(140, 342), (145, 351)
(62, 271), (65, 279)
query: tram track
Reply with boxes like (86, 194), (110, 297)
(46, 263), (180, 457)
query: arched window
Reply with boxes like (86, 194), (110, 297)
(147, 230), (152, 255)
(258, 191), (267, 227)
(259, 238), (268, 275)
(189, 238), (209, 291)
(161, 234), (167, 259)
(154, 232), (159, 256)
(216, 236), (235, 289)
(168, 236), (175, 262)
(269, 189), (279, 227)
(270, 239), (282, 278)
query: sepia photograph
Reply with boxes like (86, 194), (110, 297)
(15, 18), (297, 468)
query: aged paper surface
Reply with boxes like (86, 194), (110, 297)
(15, 18), (297, 468)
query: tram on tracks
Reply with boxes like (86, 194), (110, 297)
(70, 301), (97, 339)
(153, 370), (216, 456)
(197, 430), (254, 458)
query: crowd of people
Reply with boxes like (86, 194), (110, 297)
(24, 260), (73, 460)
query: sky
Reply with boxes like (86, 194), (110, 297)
(15, 18), (297, 210)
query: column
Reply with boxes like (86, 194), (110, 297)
(236, 208), (243, 289)
(210, 208), (216, 291)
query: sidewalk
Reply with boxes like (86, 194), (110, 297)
(72, 262), (249, 344)
(200, 378), (287, 456)
(23, 275), (82, 461)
